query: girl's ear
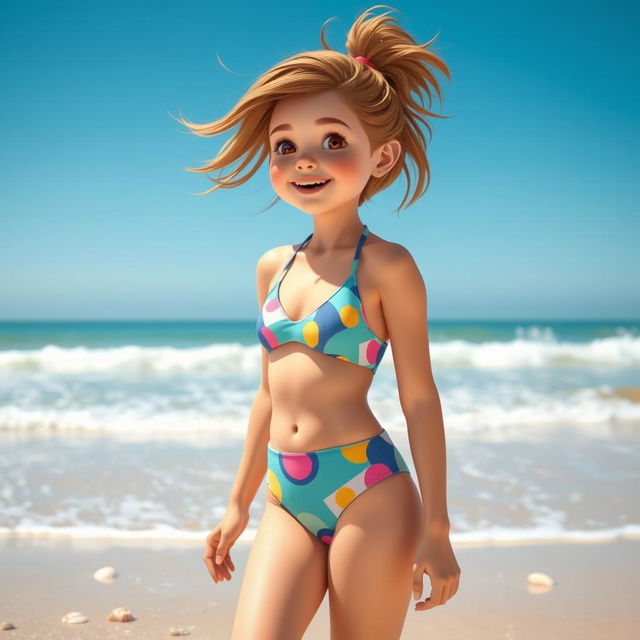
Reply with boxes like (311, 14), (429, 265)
(373, 139), (402, 177)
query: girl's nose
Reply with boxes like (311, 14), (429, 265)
(296, 156), (318, 171)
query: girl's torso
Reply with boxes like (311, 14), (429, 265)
(257, 224), (390, 452)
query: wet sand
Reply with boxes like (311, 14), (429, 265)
(0, 536), (638, 639)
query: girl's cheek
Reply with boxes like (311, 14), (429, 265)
(324, 151), (364, 180)
(269, 160), (289, 185)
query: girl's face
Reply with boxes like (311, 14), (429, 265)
(268, 90), (380, 214)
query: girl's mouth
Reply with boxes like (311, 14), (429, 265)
(291, 179), (332, 194)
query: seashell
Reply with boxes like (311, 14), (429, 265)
(1, 621), (16, 630)
(61, 611), (88, 624)
(169, 626), (193, 636)
(94, 566), (117, 582)
(106, 606), (133, 622)
(527, 572), (554, 586)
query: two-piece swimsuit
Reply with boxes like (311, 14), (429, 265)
(256, 223), (411, 545)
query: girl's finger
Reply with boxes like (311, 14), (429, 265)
(440, 582), (452, 605)
(206, 544), (224, 582)
(204, 554), (219, 582)
(218, 556), (231, 580)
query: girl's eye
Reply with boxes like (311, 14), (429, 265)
(273, 139), (295, 155)
(272, 133), (348, 155)
(322, 133), (347, 151)
(273, 140), (293, 155)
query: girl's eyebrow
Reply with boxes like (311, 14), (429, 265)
(269, 117), (351, 137)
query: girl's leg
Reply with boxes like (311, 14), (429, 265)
(230, 489), (329, 640)
(327, 472), (423, 640)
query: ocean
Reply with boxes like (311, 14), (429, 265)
(1, 319), (638, 547)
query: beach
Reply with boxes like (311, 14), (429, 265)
(1, 535), (638, 638)
(1, 319), (639, 638)
(2, 0), (638, 634)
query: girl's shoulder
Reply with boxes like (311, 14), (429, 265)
(255, 242), (299, 299)
(361, 232), (423, 299)
(363, 231), (415, 271)
(256, 242), (297, 271)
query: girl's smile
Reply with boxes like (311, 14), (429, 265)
(290, 178), (332, 194)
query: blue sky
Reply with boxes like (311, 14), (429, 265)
(1, 0), (637, 321)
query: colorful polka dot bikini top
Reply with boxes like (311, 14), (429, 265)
(256, 224), (388, 372)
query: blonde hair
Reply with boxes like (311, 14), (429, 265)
(175, 4), (451, 214)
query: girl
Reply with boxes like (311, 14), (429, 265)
(180, 5), (460, 638)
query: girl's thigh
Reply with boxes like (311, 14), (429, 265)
(230, 491), (329, 640)
(327, 472), (423, 640)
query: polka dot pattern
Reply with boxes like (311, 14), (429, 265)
(260, 326), (279, 349)
(318, 529), (334, 544)
(365, 340), (381, 365)
(364, 463), (392, 486)
(255, 224), (388, 372)
(302, 320), (319, 347)
(297, 512), (328, 534)
(279, 452), (319, 485)
(339, 304), (359, 328)
(266, 429), (411, 546)
(341, 441), (369, 464)
(335, 486), (356, 508)
(266, 469), (282, 502)
(265, 298), (280, 312)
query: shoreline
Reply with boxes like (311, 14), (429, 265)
(1, 536), (638, 639)
(2, 524), (638, 547)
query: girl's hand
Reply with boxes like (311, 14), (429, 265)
(203, 504), (250, 583)
(412, 532), (461, 611)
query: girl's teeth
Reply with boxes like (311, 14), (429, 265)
(299, 181), (326, 187)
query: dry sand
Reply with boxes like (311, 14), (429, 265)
(0, 536), (638, 639)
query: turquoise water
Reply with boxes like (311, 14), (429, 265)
(0, 319), (637, 350)
(0, 319), (638, 544)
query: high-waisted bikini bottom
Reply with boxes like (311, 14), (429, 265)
(266, 428), (411, 546)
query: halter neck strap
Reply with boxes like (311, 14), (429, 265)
(279, 224), (369, 279)
(350, 224), (369, 276)
(280, 231), (313, 274)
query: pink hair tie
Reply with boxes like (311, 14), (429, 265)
(353, 55), (376, 70)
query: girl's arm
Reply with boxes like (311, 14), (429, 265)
(377, 243), (450, 533)
(226, 250), (277, 512)
(226, 369), (272, 512)
(377, 242), (461, 610)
